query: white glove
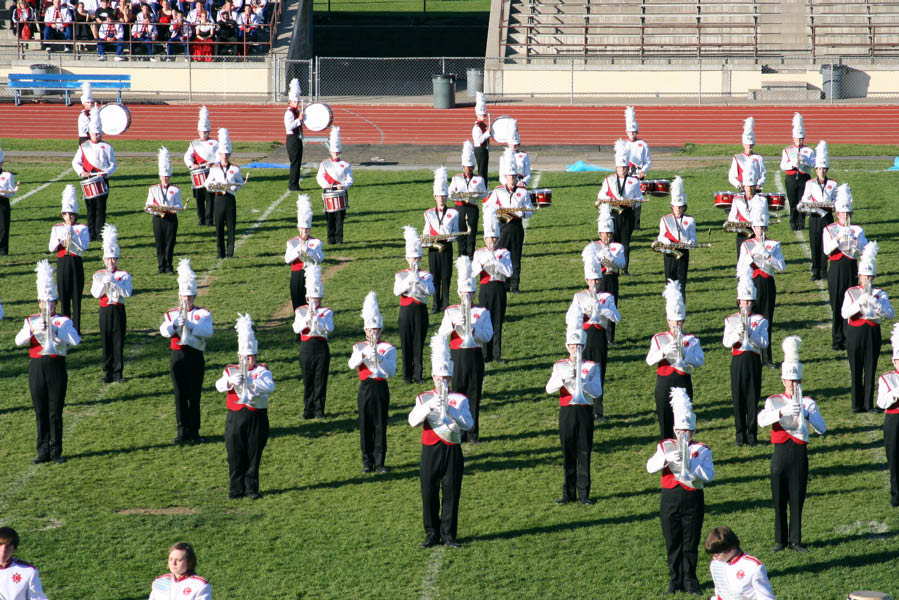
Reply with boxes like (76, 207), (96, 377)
(791, 402), (802, 417)
(362, 346), (376, 360)
(229, 373), (244, 387)
(176, 316), (186, 329)
(427, 396), (442, 412)
(664, 341), (679, 358)
(33, 319), (46, 334)
(102, 273), (113, 285)
(664, 450), (681, 465)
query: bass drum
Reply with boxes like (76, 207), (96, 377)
(99, 103), (131, 136)
(490, 115), (518, 144)
(302, 103), (333, 132)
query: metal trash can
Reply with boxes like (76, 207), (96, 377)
(820, 64), (847, 100)
(30, 63), (54, 97)
(432, 74), (456, 109)
(466, 68), (483, 97)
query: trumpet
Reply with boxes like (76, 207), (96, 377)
(676, 432), (692, 483)
(723, 221), (753, 235)
(38, 301), (59, 356)
(458, 293), (479, 349)
(367, 330), (388, 379)
(237, 354), (251, 405)
(421, 223), (471, 252)
(63, 225), (73, 254)
(179, 297), (189, 341)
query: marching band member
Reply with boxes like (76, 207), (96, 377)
(624, 106), (651, 229)
(472, 205), (512, 364)
(394, 225), (435, 384)
(876, 324), (899, 507)
(204, 127), (244, 259)
(293, 264), (334, 419)
(15, 260), (81, 464)
(823, 183), (868, 351)
(800, 140), (836, 281)
(646, 388), (715, 596)
(77, 82), (96, 143)
(571, 247), (620, 423)
(598, 139), (643, 274)
(737, 195), (786, 368)
(316, 126), (353, 245)
(215, 313), (274, 499)
(0, 527), (49, 600)
(439, 256), (492, 444)
(48, 185), (89, 334)
(727, 158), (757, 258)
(780, 112), (815, 231)
(160, 258), (214, 444)
(0, 143), (17, 255)
(184, 106), (218, 226)
(72, 106), (116, 241)
(408, 334), (473, 549)
(842, 242), (894, 413)
(646, 280), (704, 440)
(450, 139), (487, 258)
(471, 92), (490, 181)
(149, 543), (211, 600)
(587, 204), (626, 344)
(145, 147), (184, 274)
(348, 292), (397, 474)
(90, 224), (132, 384)
(424, 167), (460, 313)
(656, 176), (696, 297)
(285, 194), (323, 310)
(728, 116), (766, 192)
(285, 78), (304, 192)
(485, 147), (534, 293)
(705, 526), (774, 600)
(502, 131), (531, 188)
(758, 337), (827, 553)
(547, 304), (603, 505)
(723, 265), (769, 446)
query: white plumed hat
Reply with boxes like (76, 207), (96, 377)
(737, 263), (756, 301)
(815, 140), (829, 169)
(461, 140), (476, 167)
(581, 245), (602, 280)
(288, 78), (301, 103)
(236, 312), (258, 355)
(296, 194), (313, 228)
(177, 258), (197, 296)
(61, 184), (79, 214)
(566, 302), (585, 346)
(158, 146), (172, 177)
(361, 290), (382, 330)
(597, 203), (614, 233)
(834, 183), (853, 212)
(781, 336), (803, 381)
(891, 323), (899, 360)
(305, 263), (323, 298)
(329, 126), (342, 154)
(670, 387), (696, 431)
(403, 225), (422, 258)
(625, 106), (638, 132)
(81, 81), (93, 105)
(670, 176), (686, 207)
(663, 279), (686, 321)
(792, 112), (805, 138)
(742, 158), (760, 187)
(741, 116), (755, 145)
(89, 106), (102, 135)
(433, 166), (448, 197)
(197, 105), (210, 132)
(482, 205), (500, 238)
(500, 147), (517, 177)
(218, 127), (232, 154)
(101, 223), (119, 259)
(614, 139), (629, 168)
(456, 255), (475, 294)
(750, 194), (769, 227)
(430, 333), (453, 377)
(35, 259), (58, 302)
(858, 240), (878, 277)
(475, 92), (487, 116)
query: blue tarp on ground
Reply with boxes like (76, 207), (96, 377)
(244, 162), (290, 169)
(887, 157), (899, 171)
(565, 160), (613, 173)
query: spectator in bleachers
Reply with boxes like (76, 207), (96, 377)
(236, 3), (259, 54)
(215, 4), (239, 56)
(74, 2), (95, 48)
(12, 0), (37, 44)
(253, 0), (268, 22)
(96, 13), (125, 60)
(132, 2), (158, 58)
(43, 0), (73, 51)
(192, 9), (214, 61)
(186, 0), (202, 23)
(166, 8), (190, 59)
(157, 0), (173, 43)
(93, 0), (115, 38)
(115, 0), (134, 40)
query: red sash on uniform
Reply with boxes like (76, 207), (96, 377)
(80, 144), (98, 174)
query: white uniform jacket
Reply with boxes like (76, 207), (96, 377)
(449, 173), (487, 204)
(0, 170), (17, 197)
(73, 140), (116, 177)
(316, 159), (354, 189)
(394, 269), (435, 305)
(184, 139), (219, 168)
(49, 223), (90, 256)
(841, 286), (894, 323)
(876, 370), (899, 411)
(472, 246), (513, 284)
(585, 240), (626, 275)
(822, 222), (867, 260)
(90, 268), (133, 305)
(160, 306), (214, 351)
(728, 152), (766, 190)
(348, 340), (398, 380)
(149, 573), (212, 600)
(484, 185), (534, 216)
(722, 312), (769, 355)
(408, 389), (473, 444)
(292, 305), (334, 340)
(737, 238), (786, 278)
(646, 331), (705, 375)
(758, 393), (826, 444)
(709, 552), (774, 600)
(779, 144), (815, 175)
(597, 174), (643, 202)
(284, 105), (303, 135)
(15, 313), (81, 356)
(657, 214), (697, 247)
(439, 304), (493, 348)
(800, 177), (837, 214)
(471, 121), (490, 148)
(215, 363), (275, 409)
(78, 108), (90, 139)
(0, 559), (49, 600)
(545, 358), (603, 406)
(145, 184), (184, 214)
(625, 138), (652, 176)
(646, 439), (715, 491)
(284, 236), (323, 267)
(423, 207), (460, 240)
(726, 195), (752, 224)
(570, 289), (620, 331)
(204, 163), (244, 194)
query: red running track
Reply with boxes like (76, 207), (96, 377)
(1, 103), (896, 145)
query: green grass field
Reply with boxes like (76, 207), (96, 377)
(1, 142), (897, 599)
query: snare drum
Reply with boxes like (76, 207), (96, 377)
(535, 188), (552, 207)
(766, 192), (786, 211)
(190, 166), (209, 190)
(302, 103), (333, 132)
(649, 179), (671, 197)
(81, 175), (108, 199)
(99, 103), (132, 136)
(714, 191), (734, 210)
(322, 189), (348, 213)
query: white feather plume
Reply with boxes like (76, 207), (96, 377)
(430, 333), (453, 376)
(782, 336), (802, 364)
(361, 290), (382, 329)
(296, 194), (313, 228)
(35, 259), (57, 301)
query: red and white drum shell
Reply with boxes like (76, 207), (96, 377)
(190, 166), (209, 190)
(81, 174), (108, 199)
(766, 192), (786, 211)
(649, 179), (670, 197)
(322, 189), (348, 213)
(714, 191), (734, 210)
(535, 188), (552, 207)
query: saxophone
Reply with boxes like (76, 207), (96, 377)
(421, 223), (471, 252)
(723, 221), (753, 234)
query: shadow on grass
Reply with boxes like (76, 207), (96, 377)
(269, 416), (358, 439)
(465, 509), (658, 543)
(767, 549), (897, 577)
(264, 465), (420, 496)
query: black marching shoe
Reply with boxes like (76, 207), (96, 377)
(443, 538), (461, 549)
(32, 456), (50, 465)
(554, 497), (571, 505)
(420, 536), (440, 549)
(579, 498), (595, 505)
(247, 491), (261, 500)
(789, 543), (808, 553)
(362, 465), (372, 474)
(52, 456), (67, 464)
(771, 543), (785, 552)
(229, 491), (245, 499)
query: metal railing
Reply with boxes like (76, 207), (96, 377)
(811, 24), (899, 58)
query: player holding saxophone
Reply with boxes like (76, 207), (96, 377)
(424, 167), (460, 313)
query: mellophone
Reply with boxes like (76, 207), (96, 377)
(713, 191), (786, 212)
(80, 174), (108, 200)
(640, 179), (670, 197)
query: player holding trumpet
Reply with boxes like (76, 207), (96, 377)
(293, 264), (334, 419)
(285, 195), (324, 310)
(90, 224), (132, 384)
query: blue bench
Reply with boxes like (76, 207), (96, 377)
(7, 73), (131, 106)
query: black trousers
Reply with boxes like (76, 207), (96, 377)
(99, 303), (126, 378)
(559, 404), (593, 501)
(225, 407), (269, 496)
(808, 212), (833, 279)
(326, 196), (347, 244)
(885, 413), (899, 507)
(479, 280), (506, 362)
(828, 256), (857, 347)
(846, 324), (881, 412)
(420, 441), (464, 541)
(214, 193), (236, 258)
(735, 232), (750, 260)
(474, 145), (489, 182)
(399, 302), (428, 382)
(656, 372), (693, 440)
(584, 326), (607, 419)
(663, 250), (689, 300)
(452, 347), (484, 442)
(152, 213), (178, 272)
(289, 268), (306, 311)
(192, 186), (213, 226)
(170, 347), (205, 439)
(771, 439), (809, 545)
(599, 272), (619, 343)
(455, 204), (479, 258)
(286, 133), (303, 191)
(660, 486), (704, 593)
(84, 188), (108, 241)
(612, 207), (635, 271)
(498, 218), (524, 291)
(731, 351), (761, 444)
(57, 254), (84, 334)
(786, 172), (810, 231)
(0, 195), (10, 254)
(299, 337), (330, 417)
(428, 245), (453, 312)
(358, 378), (389, 468)
(29, 356), (67, 460)
(753, 275), (776, 364)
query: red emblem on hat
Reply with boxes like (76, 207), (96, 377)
(183, 587), (191, 595)
(12, 573), (22, 583)
(736, 569), (745, 580)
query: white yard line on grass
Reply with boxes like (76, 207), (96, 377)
(11, 168), (73, 206)
(419, 546), (445, 600)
